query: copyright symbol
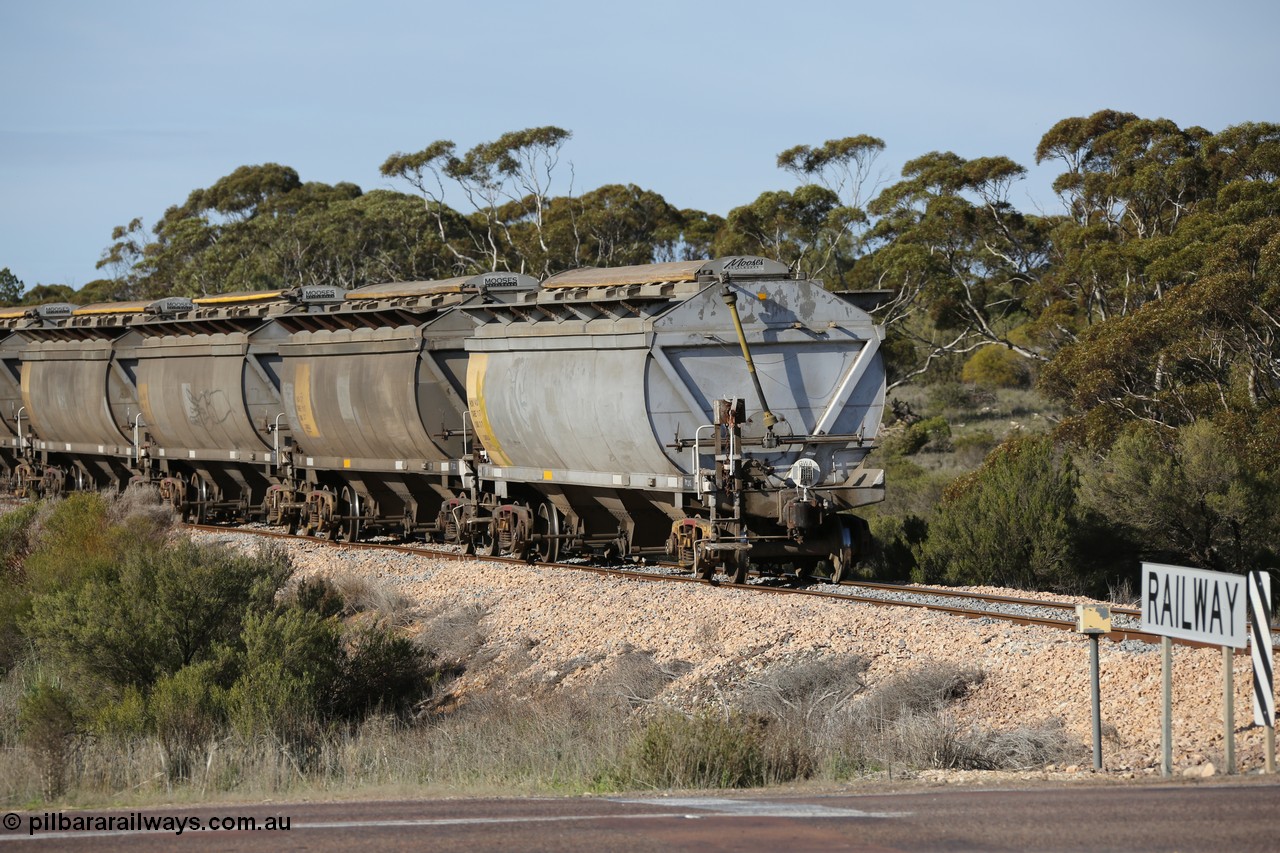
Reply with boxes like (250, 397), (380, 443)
(2, 813), (20, 831)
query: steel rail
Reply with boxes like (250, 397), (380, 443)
(828, 578), (1141, 618)
(187, 523), (1231, 650)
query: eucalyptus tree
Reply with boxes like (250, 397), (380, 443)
(0, 267), (23, 306)
(1031, 111), (1212, 349)
(20, 284), (76, 305)
(381, 126), (573, 275)
(1036, 116), (1280, 445)
(99, 163), (458, 297)
(539, 183), (686, 269)
(719, 135), (885, 283)
(715, 184), (847, 274)
(859, 151), (1053, 388)
(96, 217), (148, 298)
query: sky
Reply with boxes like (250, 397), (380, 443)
(1, 0), (1277, 291)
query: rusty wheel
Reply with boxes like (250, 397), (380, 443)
(695, 545), (715, 582)
(829, 521), (855, 584)
(532, 502), (561, 563)
(472, 519), (496, 557)
(184, 474), (210, 524)
(339, 485), (362, 542)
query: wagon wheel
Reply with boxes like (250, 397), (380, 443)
(339, 485), (362, 542)
(72, 467), (87, 492)
(532, 502), (561, 563)
(438, 498), (464, 544)
(186, 473), (210, 524)
(159, 475), (184, 514)
(263, 486), (283, 526)
(324, 496), (341, 541)
(304, 490), (332, 538)
(602, 529), (630, 563)
(235, 493), (251, 523)
(728, 551), (750, 585)
(471, 519), (497, 557)
(41, 467), (64, 498)
(695, 544), (716, 582)
(829, 521), (855, 584)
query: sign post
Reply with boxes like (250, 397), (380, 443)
(1076, 604), (1111, 771)
(1248, 570), (1275, 773)
(1162, 636), (1173, 778)
(1142, 562), (1248, 775)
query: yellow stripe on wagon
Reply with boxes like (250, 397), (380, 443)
(464, 353), (512, 467)
(293, 363), (321, 439)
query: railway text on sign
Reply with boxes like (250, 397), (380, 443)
(1141, 562), (1247, 649)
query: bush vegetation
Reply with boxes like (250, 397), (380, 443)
(859, 373), (1280, 598)
(961, 346), (1033, 389)
(0, 492), (1082, 804)
(1, 491), (437, 800)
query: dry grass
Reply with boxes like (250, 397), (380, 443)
(415, 603), (487, 665)
(325, 572), (416, 628)
(106, 485), (177, 535)
(0, 553), (1084, 809)
(594, 649), (692, 708)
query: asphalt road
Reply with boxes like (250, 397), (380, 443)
(3, 781), (1277, 851)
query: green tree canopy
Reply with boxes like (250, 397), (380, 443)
(0, 267), (24, 306)
(20, 284), (75, 305)
(919, 434), (1083, 591)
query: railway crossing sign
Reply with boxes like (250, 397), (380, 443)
(1142, 562), (1251, 777)
(1141, 562), (1247, 648)
(1249, 570), (1274, 728)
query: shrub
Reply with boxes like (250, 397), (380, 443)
(0, 501), (40, 572)
(857, 664), (983, 721)
(928, 382), (996, 414)
(836, 665), (987, 774)
(326, 573), (415, 627)
(864, 513), (928, 580)
(596, 650), (692, 709)
(873, 457), (954, 518)
(338, 624), (434, 720)
(19, 679), (81, 799)
(1, 495), (121, 671)
(964, 719), (1082, 770)
(0, 503), (42, 669)
(226, 607), (343, 743)
(20, 493), (120, 589)
(624, 710), (772, 789)
(106, 483), (177, 536)
(290, 575), (347, 619)
(961, 346), (1033, 388)
(94, 685), (149, 739)
(739, 656), (869, 723)
(25, 539), (293, 693)
(149, 662), (226, 782)
(952, 430), (997, 467)
(1079, 419), (1280, 573)
(417, 601), (486, 676)
(919, 434), (1082, 591)
(883, 416), (952, 456)
(738, 656), (870, 773)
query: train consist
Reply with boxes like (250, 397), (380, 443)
(0, 256), (885, 580)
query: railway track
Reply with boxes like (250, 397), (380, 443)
(188, 523), (1270, 651)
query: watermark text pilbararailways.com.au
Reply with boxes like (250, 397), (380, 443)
(3, 811), (291, 837)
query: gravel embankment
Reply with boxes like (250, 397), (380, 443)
(194, 530), (1278, 779)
